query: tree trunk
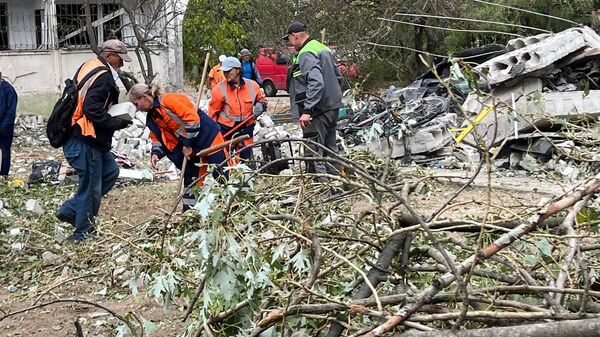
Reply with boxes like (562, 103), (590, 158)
(83, 0), (99, 55)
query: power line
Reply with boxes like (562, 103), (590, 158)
(472, 0), (582, 27)
(362, 40), (508, 61)
(394, 12), (551, 33)
(378, 17), (523, 37)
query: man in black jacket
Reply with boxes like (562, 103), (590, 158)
(56, 39), (132, 243)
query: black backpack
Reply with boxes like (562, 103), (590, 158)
(46, 66), (108, 148)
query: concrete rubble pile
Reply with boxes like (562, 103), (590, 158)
(340, 26), (600, 179)
(108, 102), (152, 162)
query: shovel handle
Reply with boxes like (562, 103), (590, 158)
(196, 135), (250, 158)
(222, 114), (255, 139)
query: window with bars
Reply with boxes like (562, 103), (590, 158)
(56, 3), (122, 48)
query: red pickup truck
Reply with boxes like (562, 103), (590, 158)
(256, 46), (358, 97)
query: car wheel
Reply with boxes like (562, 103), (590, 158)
(263, 80), (276, 97)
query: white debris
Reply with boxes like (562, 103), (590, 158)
(9, 228), (21, 237)
(42, 251), (61, 266)
(11, 242), (25, 251)
(25, 199), (44, 215)
(118, 168), (154, 181)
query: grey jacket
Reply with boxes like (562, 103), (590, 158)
(289, 38), (342, 119)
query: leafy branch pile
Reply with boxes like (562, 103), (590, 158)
(2, 147), (600, 336)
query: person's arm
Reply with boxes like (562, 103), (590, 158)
(82, 73), (128, 130)
(298, 52), (324, 114)
(149, 131), (164, 169)
(254, 81), (268, 112)
(253, 62), (263, 85)
(161, 94), (201, 147)
(207, 86), (224, 122)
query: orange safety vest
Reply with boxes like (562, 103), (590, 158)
(149, 93), (202, 152)
(208, 64), (226, 88)
(70, 58), (109, 138)
(208, 79), (265, 127)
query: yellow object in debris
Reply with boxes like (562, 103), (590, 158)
(9, 178), (26, 188)
(449, 103), (496, 143)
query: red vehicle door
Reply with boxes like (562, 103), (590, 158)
(256, 47), (291, 97)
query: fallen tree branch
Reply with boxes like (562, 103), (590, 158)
(401, 317), (600, 337)
(365, 175), (600, 337)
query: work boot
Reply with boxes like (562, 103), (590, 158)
(55, 210), (75, 226)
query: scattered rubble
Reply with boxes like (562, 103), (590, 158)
(41, 251), (61, 267)
(339, 26), (600, 178)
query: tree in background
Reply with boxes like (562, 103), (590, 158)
(183, 0), (250, 83)
(183, 0), (598, 87)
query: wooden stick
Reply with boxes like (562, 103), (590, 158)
(196, 135), (250, 158)
(194, 52), (211, 109)
(178, 157), (188, 197)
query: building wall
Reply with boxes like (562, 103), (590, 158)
(1, 47), (170, 94)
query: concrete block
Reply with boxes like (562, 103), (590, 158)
(135, 111), (147, 125)
(506, 33), (550, 51)
(108, 102), (135, 120)
(127, 138), (140, 147)
(477, 27), (600, 85)
(126, 124), (143, 138)
(518, 90), (600, 120)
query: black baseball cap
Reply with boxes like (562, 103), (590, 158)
(282, 21), (306, 40)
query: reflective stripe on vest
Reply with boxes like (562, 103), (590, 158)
(217, 81), (256, 123)
(158, 96), (201, 139)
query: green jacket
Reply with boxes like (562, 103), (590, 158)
(289, 38), (342, 119)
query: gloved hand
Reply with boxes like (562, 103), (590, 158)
(253, 103), (265, 118)
(116, 119), (133, 130)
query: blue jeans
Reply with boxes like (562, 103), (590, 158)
(58, 137), (119, 240)
(0, 126), (14, 176)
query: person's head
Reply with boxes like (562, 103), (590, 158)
(128, 83), (162, 112)
(283, 21), (308, 51)
(218, 54), (226, 65)
(240, 48), (252, 62)
(100, 39), (131, 70)
(221, 57), (242, 83)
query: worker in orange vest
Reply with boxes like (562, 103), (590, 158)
(128, 83), (231, 211)
(207, 55), (226, 90)
(208, 57), (267, 164)
(56, 39), (133, 243)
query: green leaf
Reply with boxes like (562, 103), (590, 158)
(272, 243), (287, 263)
(524, 254), (539, 265)
(291, 249), (310, 272)
(142, 318), (157, 334)
(536, 238), (552, 257)
(213, 267), (236, 301)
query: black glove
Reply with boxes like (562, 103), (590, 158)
(116, 119), (133, 130)
(253, 103), (266, 118)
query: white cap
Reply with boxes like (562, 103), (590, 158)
(218, 55), (226, 63)
(220, 57), (242, 71)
